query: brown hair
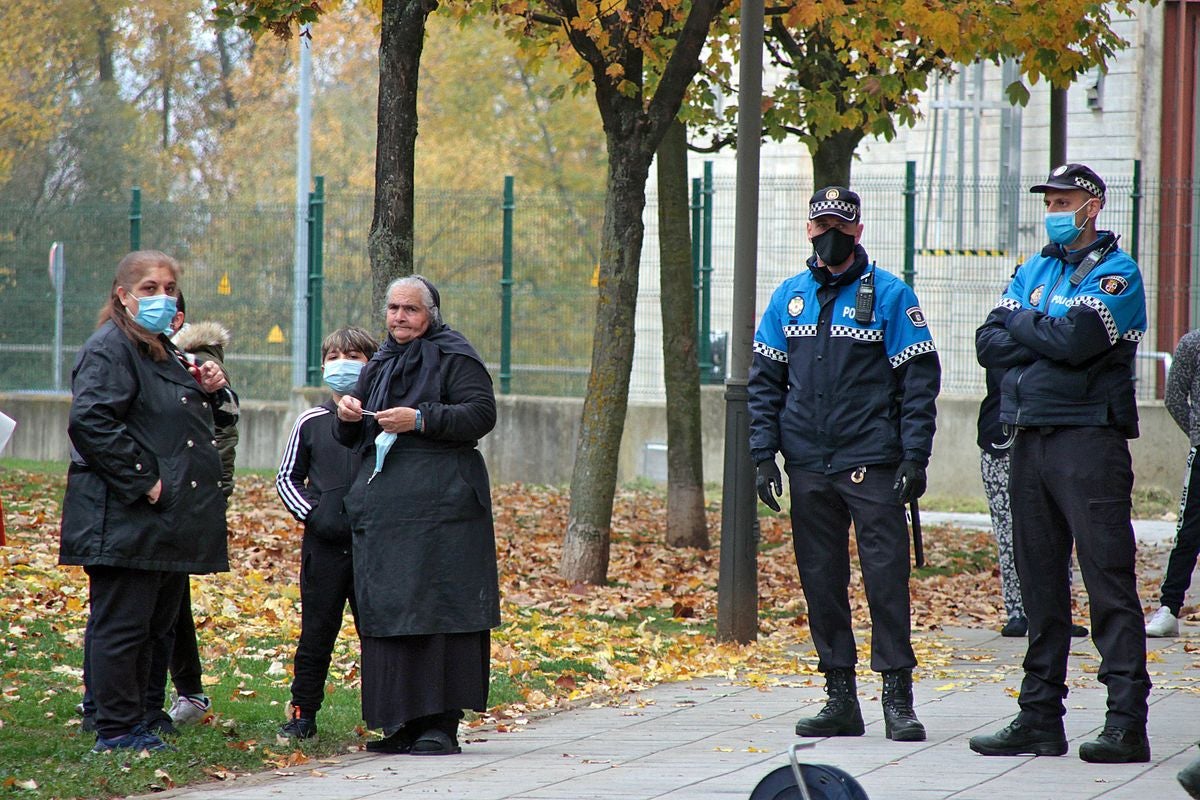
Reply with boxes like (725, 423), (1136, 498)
(97, 250), (182, 362)
(321, 326), (380, 362)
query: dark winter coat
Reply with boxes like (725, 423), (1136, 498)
(59, 320), (230, 573)
(172, 321), (239, 497)
(337, 335), (499, 638)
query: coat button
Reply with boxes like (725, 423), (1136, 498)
(135, 463), (142, 471)
(180, 396), (188, 404)
(211, 439), (217, 446)
(187, 440), (194, 447)
(190, 480), (197, 488)
(202, 401), (209, 408)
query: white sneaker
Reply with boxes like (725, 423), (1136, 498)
(1146, 606), (1180, 638)
(167, 693), (212, 726)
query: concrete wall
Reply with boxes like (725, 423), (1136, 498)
(1, 389), (1188, 502)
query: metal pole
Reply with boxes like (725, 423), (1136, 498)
(1130, 159), (1142, 264)
(129, 187), (141, 251)
(306, 176), (325, 386)
(717, 0), (763, 644)
(292, 26), (313, 387)
(691, 176), (702, 352)
(1050, 86), (1067, 169)
(903, 161), (916, 288)
(500, 176), (515, 395)
(50, 243), (64, 392)
(700, 160), (715, 382)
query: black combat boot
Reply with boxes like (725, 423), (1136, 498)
(881, 669), (926, 742)
(794, 668), (864, 737)
(1078, 726), (1150, 763)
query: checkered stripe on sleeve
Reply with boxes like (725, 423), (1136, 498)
(753, 341), (788, 363)
(999, 298), (1022, 311)
(1068, 295), (1120, 345)
(889, 339), (937, 368)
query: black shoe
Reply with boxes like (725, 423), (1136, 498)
(409, 728), (461, 756)
(1071, 623), (1090, 637)
(279, 706), (317, 740)
(1078, 726), (1150, 763)
(968, 720), (1067, 756)
(143, 710), (178, 737)
(1179, 753), (1200, 799)
(794, 668), (864, 737)
(881, 669), (926, 742)
(366, 726), (415, 754)
(1000, 617), (1028, 637)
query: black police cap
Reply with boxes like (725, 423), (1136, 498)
(1029, 163), (1106, 199)
(808, 186), (861, 222)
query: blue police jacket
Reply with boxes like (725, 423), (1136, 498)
(975, 231), (1146, 437)
(748, 246), (941, 473)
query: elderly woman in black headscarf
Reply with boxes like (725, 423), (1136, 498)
(335, 275), (498, 756)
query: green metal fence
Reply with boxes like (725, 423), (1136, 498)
(0, 164), (1189, 403)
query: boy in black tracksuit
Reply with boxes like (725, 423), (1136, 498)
(275, 327), (378, 739)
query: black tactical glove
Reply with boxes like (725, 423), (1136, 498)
(756, 459), (783, 512)
(893, 460), (927, 504)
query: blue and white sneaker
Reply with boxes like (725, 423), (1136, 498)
(90, 724), (173, 754)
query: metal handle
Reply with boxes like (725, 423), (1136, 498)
(787, 742), (818, 800)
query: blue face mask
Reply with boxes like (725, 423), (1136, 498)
(322, 359), (364, 394)
(1044, 201), (1093, 246)
(127, 293), (177, 335)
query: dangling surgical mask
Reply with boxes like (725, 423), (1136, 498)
(812, 228), (857, 267)
(369, 430), (397, 484)
(127, 293), (177, 335)
(1044, 200), (1093, 246)
(322, 359), (364, 394)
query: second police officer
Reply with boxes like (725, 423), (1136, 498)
(749, 187), (941, 742)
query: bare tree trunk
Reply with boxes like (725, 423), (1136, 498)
(561, 141), (649, 584)
(809, 128), (863, 190)
(559, 0), (723, 585)
(656, 119), (708, 549)
(95, 3), (115, 84)
(216, 28), (237, 122)
(158, 24), (171, 150)
(368, 0), (433, 308)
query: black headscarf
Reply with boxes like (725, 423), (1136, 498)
(357, 322), (485, 414)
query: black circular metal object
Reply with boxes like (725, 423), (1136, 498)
(748, 763), (870, 800)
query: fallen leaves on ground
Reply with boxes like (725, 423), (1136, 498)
(0, 469), (1174, 726)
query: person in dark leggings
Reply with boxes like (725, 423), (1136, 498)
(1146, 329), (1200, 638)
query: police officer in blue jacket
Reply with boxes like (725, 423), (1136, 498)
(970, 163), (1151, 764)
(749, 187), (940, 743)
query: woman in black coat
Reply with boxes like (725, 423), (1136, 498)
(59, 250), (231, 753)
(336, 275), (498, 756)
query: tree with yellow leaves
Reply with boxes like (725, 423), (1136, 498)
(690, 0), (1152, 187)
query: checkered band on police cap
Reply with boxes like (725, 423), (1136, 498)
(1029, 163), (1106, 199)
(808, 186), (861, 221)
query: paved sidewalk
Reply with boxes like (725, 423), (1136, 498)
(159, 518), (1197, 800)
(160, 625), (1200, 800)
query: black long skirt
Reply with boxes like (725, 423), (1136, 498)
(360, 630), (491, 731)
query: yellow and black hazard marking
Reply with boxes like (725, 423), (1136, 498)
(916, 248), (1008, 257)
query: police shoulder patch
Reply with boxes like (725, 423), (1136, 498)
(1030, 284), (1045, 306)
(1098, 275), (1129, 295)
(906, 306), (927, 327)
(787, 295), (805, 317)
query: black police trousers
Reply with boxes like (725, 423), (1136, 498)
(786, 464), (916, 673)
(290, 534), (359, 714)
(1010, 426), (1150, 732)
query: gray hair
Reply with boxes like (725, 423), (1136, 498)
(383, 275), (442, 328)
